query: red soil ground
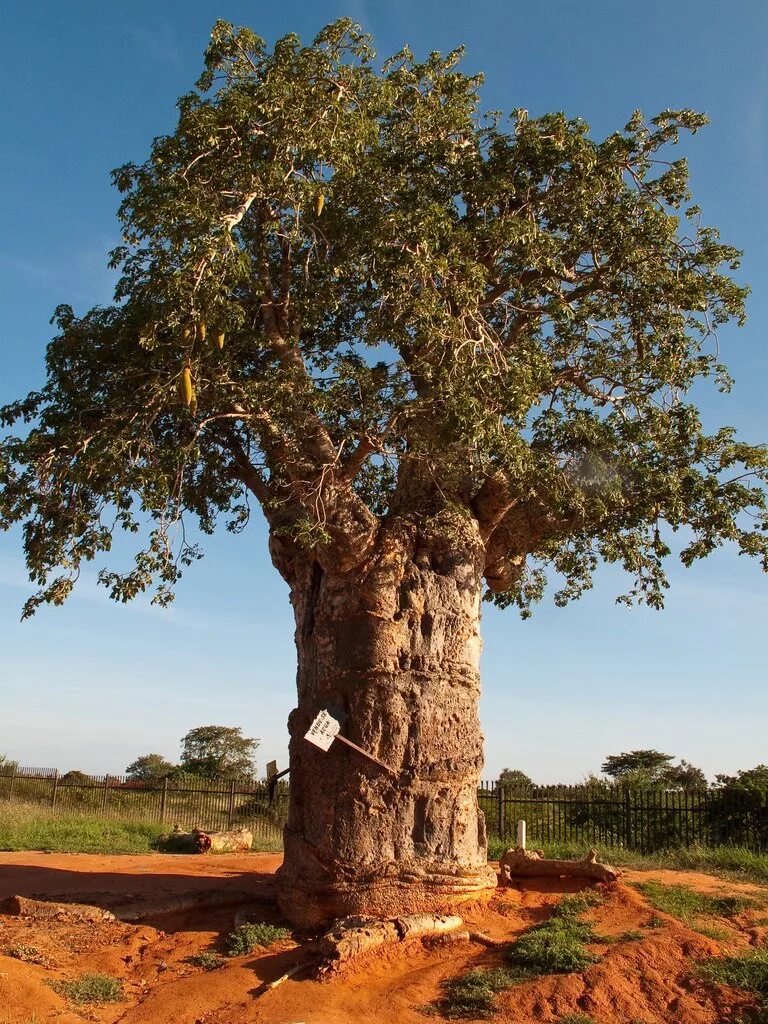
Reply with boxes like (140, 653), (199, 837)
(1, 851), (766, 1023)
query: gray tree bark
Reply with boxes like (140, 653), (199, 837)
(273, 515), (497, 926)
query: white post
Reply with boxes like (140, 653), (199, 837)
(516, 819), (527, 850)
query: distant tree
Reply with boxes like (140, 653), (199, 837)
(60, 770), (94, 785)
(0, 754), (18, 777)
(497, 768), (534, 789)
(601, 749), (674, 784)
(179, 726), (258, 779)
(714, 764), (768, 793)
(601, 749), (706, 788)
(125, 753), (176, 783)
(662, 759), (707, 789)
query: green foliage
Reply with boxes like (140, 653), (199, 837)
(497, 768), (534, 788)
(125, 753), (176, 782)
(697, 949), (768, 995)
(506, 893), (601, 975)
(633, 880), (764, 923)
(600, 749), (707, 788)
(179, 725), (258, 779)
(427, 967), (523, 1019)
(187, 951), (226, 970)
(48, 973), (124, 1005)
(0, 756), (18, 777)
(715, 765), (768, 794)
(557, 1016), (598, 1024)
(0, 19), (764, 620)
(225, 921), (290, 956)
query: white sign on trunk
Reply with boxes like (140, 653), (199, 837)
(266, 760), (278, 781)
(304, 707), (344, 751)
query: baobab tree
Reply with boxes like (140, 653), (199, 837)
(1, 20), (766, 925)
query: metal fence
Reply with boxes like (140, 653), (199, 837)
(479, 782), (768, 854)
(2, 770), (766, 855)
(0, 768), (288, 846)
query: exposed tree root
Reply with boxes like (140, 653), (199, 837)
(499, 846), (620, 883)
(3, 895), (117, 923)
(316, 913), (466, 974)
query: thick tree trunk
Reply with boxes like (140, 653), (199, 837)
(275, 517), (497, 927)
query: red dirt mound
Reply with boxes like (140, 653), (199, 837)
(0, 851), (765, 1023)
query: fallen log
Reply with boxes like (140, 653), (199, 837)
(161, 826), (253, 854)
(317, 913), (465, 972)
(499, 846), (620, 883)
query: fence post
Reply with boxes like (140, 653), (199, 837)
(496, 784), (505, 839)
(624, 787), (632, 849)
(227, 779), (236, 829)
(50, 769), (60, 810)
(8, 766), (17, 803)
(101, 775), (109, 812)
(160, 777), (168, 824)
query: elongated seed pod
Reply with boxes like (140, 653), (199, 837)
(180, 367), (194, 406)
(215, 331), (225, 350)
(315, 193), (325, 216)
(182, 326), (192, 341)
(198, 321), (207, 342)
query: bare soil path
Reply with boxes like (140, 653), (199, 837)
(0, 852), (765, 1023)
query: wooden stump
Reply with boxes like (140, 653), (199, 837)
(498, 846), (620, 883)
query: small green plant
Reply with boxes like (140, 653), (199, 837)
(427, 967), (523, 1019)
(225, 921), (290, 956)
(594, 929), (644, 944)
(506, 894), (600, 976)
(187, 951), (226, 970)
(558, 1015), (598, 1024)
(643, 914), (666, 929)
(6, 944), (45, 964)
(48, 973), (124, 1005)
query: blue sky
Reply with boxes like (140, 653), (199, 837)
(1, 1), (766, 783)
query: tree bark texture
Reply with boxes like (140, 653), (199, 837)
(274, 515), (497, 926)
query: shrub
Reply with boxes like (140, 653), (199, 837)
(187, 951), (226, 970)
(48, 973), (123, 1004)
(633, 881), (764, 923)
(6, 943), (45, 964)
(428, 967), (523, 1019)
(225, 922), (290, 956)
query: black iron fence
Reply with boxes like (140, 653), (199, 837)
(478, 783), (768, 854)
(0, 768), (288, 847)
(2, 769), (767, 855)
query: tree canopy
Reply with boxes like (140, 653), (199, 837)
(179, 725), (259, 779)
(497, 768), (534, 788)
(601, 749), (707, 788)
(125, 753), (176, 782)
(1, 18), (766, 615)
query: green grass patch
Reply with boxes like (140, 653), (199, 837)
(187, 951), (226, 970)
(426, 967), (525, 1019)
(0, 804), (165, 854)
(48, 973), (124, 1005)
(0, 803), (282, 855)
(225, 922), (290, 956)
(505, 893), (601, 976)
(697, 949), (768, 994)
(633, 880), (764, 924)
(557, 1015), (598, 1024)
